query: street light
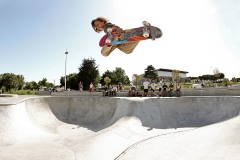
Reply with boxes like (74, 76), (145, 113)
(65, 49), (68, 90)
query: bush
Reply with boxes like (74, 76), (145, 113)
(5, 89), (38, 95)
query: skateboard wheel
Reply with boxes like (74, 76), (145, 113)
(143, 32), (149, 38)
(105, 38), (111, 44)
(107, 28), (112, 33)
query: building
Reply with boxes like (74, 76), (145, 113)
(132, 68), (189, 84)
(156, 68), (188, 82)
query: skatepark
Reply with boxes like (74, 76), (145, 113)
(0, 90), (240, 159)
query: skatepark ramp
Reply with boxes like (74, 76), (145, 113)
(0, 96), (240, 160)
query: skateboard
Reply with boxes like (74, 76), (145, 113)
(99, 21), (162, 47)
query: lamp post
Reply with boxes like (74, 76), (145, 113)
(65, 49), (68, 90)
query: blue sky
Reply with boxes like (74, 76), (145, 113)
(1, 0), (240, 85)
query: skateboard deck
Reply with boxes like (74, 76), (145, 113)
(99, 22), (162, 47)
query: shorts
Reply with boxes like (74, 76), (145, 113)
(144, 89), (148, 93)
(101, 41), (139, 57)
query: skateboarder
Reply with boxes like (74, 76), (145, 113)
(91, 17), (139, 57)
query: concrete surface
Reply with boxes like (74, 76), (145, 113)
(0, 96), (240, 160)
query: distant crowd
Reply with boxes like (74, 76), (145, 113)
(78, 78), (182, 97)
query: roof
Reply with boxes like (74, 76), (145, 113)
(156, 68), (189, 74)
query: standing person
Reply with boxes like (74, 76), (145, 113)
(79, 81), (83, 92)
(176, 82), (182, 97)
(112, 85), (117, 96)
(158, 78), (163, 96)
(150, 80), (156, 96)
(89, 82), (93, 92)
(143, 79), (150, 97)
(91, 17), (139, 57)
(108, 84), (113, 96)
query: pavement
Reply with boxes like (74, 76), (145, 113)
(0, 95), (240, 160)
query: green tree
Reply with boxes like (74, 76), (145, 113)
(112, 67), (129, 84)
(199, 74), (215, 81)
(214, 73), (225, 81)
(60, 76), (68, 88)
(68, 73), (78, 90)
(172, 69), (180, 82)
(222, 78), (230, 87)
(104, 77), (111, 86)
(100, 68), (130, 85)
(16, 75), (25, 90)
(133, 74), (142, 90)
(0, 73), (19, 91)
(231, 77), (238, 84)
(101, 70), (113, 85)
(25, 81), (38, 90)
(144, 65), (158, 80)
(78, 58), (100, 90)
(38, 78), (48, 89)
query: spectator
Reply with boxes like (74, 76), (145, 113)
(176, 82), (182, 97)
(112, 85), (117, 96)
(176, 82), (181, 91)
(168, 82), (174, 97)
(143, 79), (150, 97)
(79, 81), (83, 92)
(108, 84), (113, 96)
(89, 82), (93, 92)
(158, 78), (163, 92)
(128, 84), (136, 97)
(162, 82), (168, 97)
(150, 80), (156, 96)
(118, 83), (123, 92)
(102, 85), (108, 96)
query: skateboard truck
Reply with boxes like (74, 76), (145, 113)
(142, 21), (150, 38)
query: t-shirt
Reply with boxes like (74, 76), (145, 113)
(151, 83), (156, 89)
(143, 81), (150, 89)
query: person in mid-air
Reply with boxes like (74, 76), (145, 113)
(91, 17), (139, 57)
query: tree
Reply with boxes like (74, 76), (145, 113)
(101, 70), (113, 85)
(25, 81), (38, 90)
(112, 67), (129, 84)
(60, 76), (68, 88)
(133, 74), (142, 90)
(78, 58), (100, 90)
(68, 73), (78, 90)
(104, 77), (111, 86)
(144, 65), (158, 80)
(222, 78), (230, 87)
(101, 68), (130, 85)
(214, 73), (225, 81)
(172, 69), (180, 82)
(199, 74), (215, 81)
(38, 78), (48, 89)
(0, 73), (19, 91)
(16, 75), (25, 90)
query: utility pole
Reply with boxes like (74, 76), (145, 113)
(65, 48), (68, 90)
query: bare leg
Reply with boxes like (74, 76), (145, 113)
(118, 41), (139, 54)
(101, 45), (118, 57)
